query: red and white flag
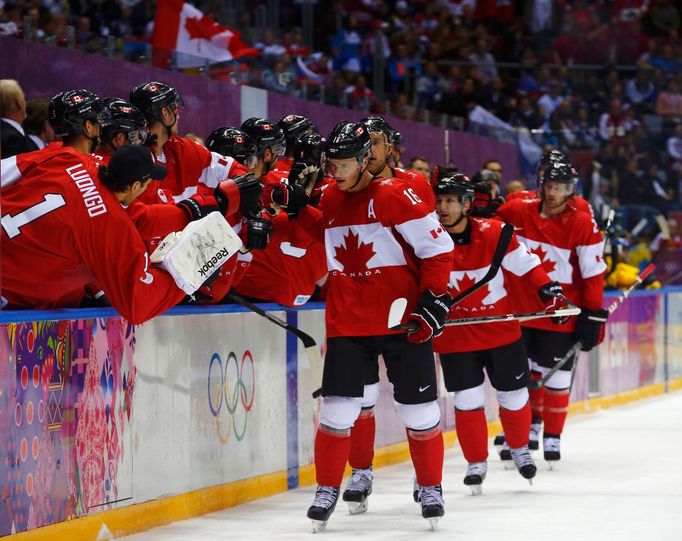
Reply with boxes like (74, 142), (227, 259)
(152, 0), (258, 67)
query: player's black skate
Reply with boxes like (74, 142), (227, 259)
(528, 421), (541, 451)
(307, 485), (340, 533)
(342, 468), (373, 515)
(418, 485), (444, 531)
(510, 445), (537, 484)
(463, 461), (487, 495)
(499, 441), (514, 469)
(493, 432), (506, 447)
(543, 434), (561, 468)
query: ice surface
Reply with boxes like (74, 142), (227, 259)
(125, 393), (682, 541)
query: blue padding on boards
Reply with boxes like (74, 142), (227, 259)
(286, 310), (300, 489)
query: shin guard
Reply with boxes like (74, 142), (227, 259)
(454, 408), (488, 464)
(499, 401), (532, 449)
(315, 425), (352, 487)
(543, 388), (570, 435)
(407, 426), (444, 487)
(349, 408), (376, 470)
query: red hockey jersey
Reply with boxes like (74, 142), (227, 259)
(393, 167), (436, 209)
(235, 169), (327, 306)
(0, 147), (185, 322)
(294, 177), (454, 337)
(138, 136), (247, 204)
(496, 197), (606, 332)
(433, 218), (551, 353)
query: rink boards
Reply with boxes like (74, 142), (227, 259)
(1, 289), (682, 540)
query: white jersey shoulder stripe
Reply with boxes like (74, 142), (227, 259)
(198, 152), (235, 188)
(575, 242), (607, 279)
(0, 155), (20, 188)
(502, 243), (541, 277)
(394, 212), (454, 260)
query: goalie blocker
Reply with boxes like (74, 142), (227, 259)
(151, 212), (243, 294)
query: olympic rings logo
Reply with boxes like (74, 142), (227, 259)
(208, 351), (255, 444)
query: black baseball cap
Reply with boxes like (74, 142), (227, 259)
(108, 144), (167, 186)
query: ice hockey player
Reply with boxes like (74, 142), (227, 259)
(496, 161), (607, 465)
(276, 114), (316, 172)
(235, 128), (327, 306)
(360, 115), (434, 206)
(0, 91), (233, 322)
(275, 121), (454, 531)
(129, 81), (261, 216)
(429, 174), (563, 494)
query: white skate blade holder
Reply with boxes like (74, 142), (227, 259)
(347, 501), (368, 515)
(427, 518), (439, 531)
(151, 212), (242, 295)
(311, 519), (328, 533)
(470, 485), (482, 496)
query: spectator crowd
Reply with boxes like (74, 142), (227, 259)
(1, 0), (682, 218)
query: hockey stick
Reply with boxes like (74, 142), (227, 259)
(396, 306), (581, 331)
(227, 293), (324, 398)
(529, 263), (656, 389)
(388, 223), (515, 331)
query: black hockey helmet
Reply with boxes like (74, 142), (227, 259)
(434, 173), (474, 204)
(292, 132), (324, 166)
(431, 165), (462, 184)
(538, 161), (578, 190)
(360, 115), (394, 142)
(472, 168), (499, 185)
(100, 97), (148, 146)
(206, 126), (258, 169)
(323, 121), (371, 162)
(391, 129), (405, 151)
(129, 81), (183, 124)
(537, 148), (568, 179)
(240, 117), (286, 158)
(48, 90), (108, 138)
(277, 114), (316, 150)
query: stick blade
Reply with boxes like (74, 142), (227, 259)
(388, 298), (408, 330)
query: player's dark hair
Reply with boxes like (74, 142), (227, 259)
(98, 165), (137, 193)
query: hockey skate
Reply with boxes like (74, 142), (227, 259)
(543, 435), (561, 468)
(499, 441), (514, 469)
(342, 468), (373, 515)
(493, 431), (506, 450)
(529, 422), (541, 451)
(418, 485), (444, 531)
(463, 461), (487, 495)
(307, 485), (340, 533)
(510, 445), (537, 484)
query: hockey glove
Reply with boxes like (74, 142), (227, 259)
(215, 173), (263, 219)
(574, 308), (609, 351)
(262, 182), (310, 217)
(177, 194), (221, 221)
(289, 162), (320, 192)
(406, 290), (453, 344)
(538, 282), (570, 324)
(245, 216), (272, 250)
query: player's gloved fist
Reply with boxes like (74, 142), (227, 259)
(574, 308), (609, 351)
(177, 194), (221, 221)
(245, 216), (272, 250)
(289, 162), (320, 191)
(406, 290), (453, 344)
(262, 183), (309, 217)
(215, 173), (263, 218)
(538, 281), (570, 324)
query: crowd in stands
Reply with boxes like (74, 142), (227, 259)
(1, 0), (682, 218)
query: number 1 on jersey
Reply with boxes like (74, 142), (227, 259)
(1, 194), (67, 239)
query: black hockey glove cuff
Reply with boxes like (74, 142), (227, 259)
(574, 308), (609, 351)
(407, 290), (453, 344)
(245, 217), (272, 250)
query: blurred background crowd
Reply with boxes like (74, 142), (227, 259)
(1, 0), (681, 224)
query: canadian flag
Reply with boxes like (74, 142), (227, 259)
(152, 0), (258, 68)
